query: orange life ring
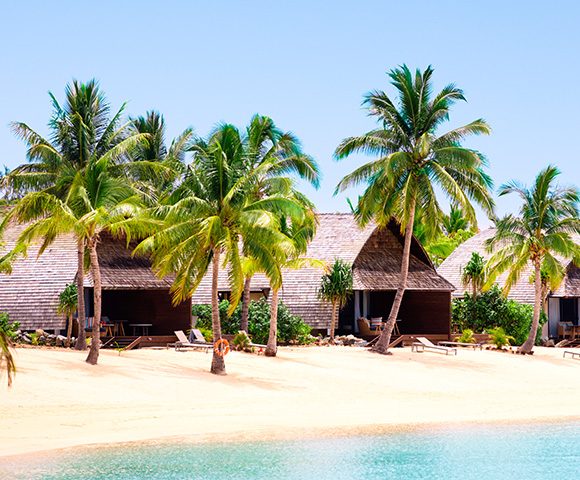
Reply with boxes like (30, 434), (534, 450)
(214, 338), (230, 357)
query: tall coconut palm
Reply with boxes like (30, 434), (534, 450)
(137, 123), (303, 375)
(238, 115), (320, 333)
(7, 79), (145, 351)
(335, 65), (495, 354)
(318, 258), (353, 343)
(11, 156), (149, 365)
(127, 111), (194, 203)
(485, 165), (580, 354)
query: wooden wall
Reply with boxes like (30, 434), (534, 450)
(99, 289), (190, 335)
(368, 291), (450, 336)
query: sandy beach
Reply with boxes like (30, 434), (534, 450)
(1, 345), (580, 458)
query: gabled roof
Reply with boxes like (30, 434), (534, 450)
(437, 228), (535, 304)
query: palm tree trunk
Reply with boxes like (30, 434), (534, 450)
(74, 238), (87, 351)
(85, 237), (101, 365)
(240, 276), (252, 333)
(329, 301), (338, 343)
(519, 257), (542, 354)
(373, 201), (416, 355)
(265, 287), (279, 357)
(210, 248), (226, 375)
(65, 314), (72, 348)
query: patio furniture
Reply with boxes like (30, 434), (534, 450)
(168, 330), (212, 352)
(189, 328), (212, 344)
(129, 323), (152, 336)
(557, 322), (574, 340)
(357, 318), (375, 337)
(563, 350), (580, 359)
(412, 337), (457, 355)
(237, 330), (267, 348)
(370, 317), (383, 331)
(438, 340), (483, 350)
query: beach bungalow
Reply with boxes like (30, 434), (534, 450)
(0, 223), (190, 342)
(437, 228), (580, 340)
(190, 214), (455, 341)
(1, 214), (455, 343)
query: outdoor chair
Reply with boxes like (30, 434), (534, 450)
(167, 330), (212, 352)
(357, 318), (376, 338)
(557, 322), (574, 340)
(370, 317), (384, 331)
(237, 330), (267, 348)
(412, 336), (457, 355)
(189, 328), (212, 344)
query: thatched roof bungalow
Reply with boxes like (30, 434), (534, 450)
(0, 225), (190, 335)
(437, 228), (580, 340)
(1, 214), (454, 339)
(191, 213), (455, 337)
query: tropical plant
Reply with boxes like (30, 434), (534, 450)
(454, 329), (476, 344)
(442, 205), (471, 236)
(335, 65), (494, 354)
(487, 327), (515, 350)
(529, 267), (551, 314)
(0, 312), (20, 340)
(58, 283), (78, 348)
(0, 330), (16, 387)
(318, 258), (353, 342)
(461, 252), (486, 299)
(6, 79), (146, 352)
(137, 123), (303, 375)
(485, 165), (580, 354)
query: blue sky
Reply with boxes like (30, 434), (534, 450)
(1, 0), (579, 228)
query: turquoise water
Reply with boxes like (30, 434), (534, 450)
(2, 421), (579, 479)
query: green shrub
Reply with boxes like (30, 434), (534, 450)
(192, 298), (312, 345)
(232, 332), (251, 351)
(0, 313), (20, 340)
(452, 286), (547, 345)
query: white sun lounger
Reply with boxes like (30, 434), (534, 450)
(167, 330), (212, 353)
(412, 337), (457, 355)
(563, 350), (580, 360)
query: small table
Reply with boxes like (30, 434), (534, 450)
(570, 325), (580, 340)
(129, 323), (152, 336)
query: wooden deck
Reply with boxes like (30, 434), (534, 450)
(96, 335), (178, 351)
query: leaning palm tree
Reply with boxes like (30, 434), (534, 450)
(335, 65), (495, 354)
(138, 123), (303, 374)
(485, 165), (580, 354)
(7, 79), (145, 351)
(0, 330), (16, 387)
(318, 258), (353, 343)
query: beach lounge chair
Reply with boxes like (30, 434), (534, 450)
(189, 328), (211, 344)
(563, 350), (580, 360)
(168, 330), (212, 352)
(412, 337), (457, 355)
(237, 330), (267, 349)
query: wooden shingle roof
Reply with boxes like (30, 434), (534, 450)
(437, 228), (535, 304)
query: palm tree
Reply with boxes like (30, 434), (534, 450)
(461, 252), (486, 299)
(7, 79), (145, 351)
(485, 165), (580, 354)
(138, 124), (303, 374)
(238, 115), (320, 333)
(127, 110), (194, 204)
(318, 258), (353, 342)
(335, 65), (495, 354)
(264, 213), (320, 357)
(58, 283), (78, 348)
(11, 156), (149, 365)
(442, 205), (471, 236)
(0, 330), (16, 387)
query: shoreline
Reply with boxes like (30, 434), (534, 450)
(1, 346), (579, 458)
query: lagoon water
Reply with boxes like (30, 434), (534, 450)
(2, 421), (579, 479)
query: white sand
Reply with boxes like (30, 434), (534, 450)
(1, 345), (580, 457)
